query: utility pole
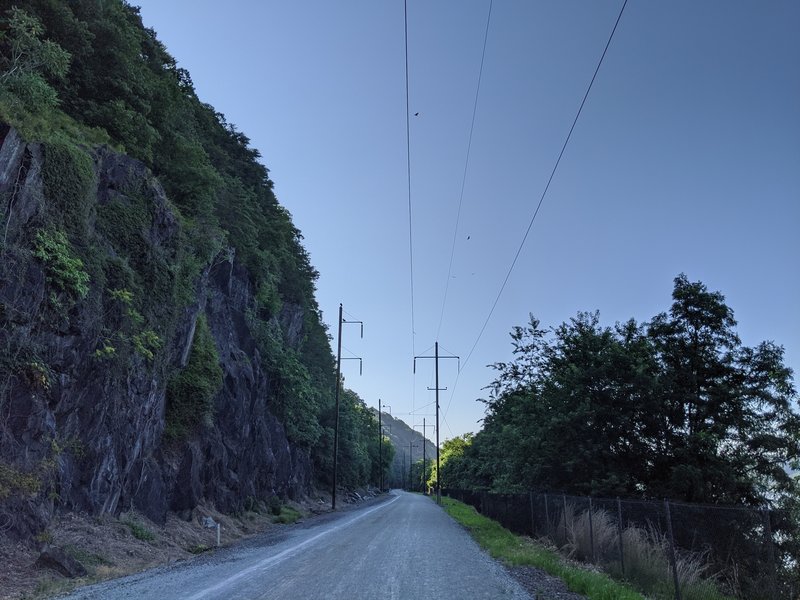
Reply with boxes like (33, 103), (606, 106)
(408, 441), (418, 492)
(402, 449), (406, 490)
(377, 399), (382, 491)
(378, 403), (391, 491)
(414, 418), (433, 493)
(414, 342), (459, 505)
(332, 304), (363, 510)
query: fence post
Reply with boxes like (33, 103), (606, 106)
(588, 497), (595, 564)
(529, 490), (535, 537)
(763, 508), (777, 600)
(664, 499), (681, 600)
(617, 497), (625, 576)
(562, 494), (568, 547)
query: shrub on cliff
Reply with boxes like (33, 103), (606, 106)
(165, 315), (222, 440)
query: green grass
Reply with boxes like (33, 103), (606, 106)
(63, 545), (112, 567)
(122, 519), (155, 542)
(271, 505), (302, 525)
(186, 543), (211, 555)
(440, 497), (644, 600)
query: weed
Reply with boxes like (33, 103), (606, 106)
(553, 503), (733, 600)
(0, 462), (41, 499)
(33, 529), (53, 545)
(33, 576), (81, 598)
(63, 545), (111, 567)
(186, 544), (210, 555)
(123, 519), (155, 542)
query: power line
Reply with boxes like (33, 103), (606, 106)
(436, 0), (494, 341)
(462, 0), (627, 373)
(404, 0), (416, 357)
(404, 0), (418, 424)
(444, 0), (629, 420)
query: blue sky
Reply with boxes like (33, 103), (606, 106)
(133, 1), (800, 442)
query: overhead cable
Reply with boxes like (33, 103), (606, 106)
(436, 0), (494, 340)
(444, 0), (629, 420)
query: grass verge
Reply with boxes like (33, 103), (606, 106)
(440, 496), (643, 600)
(271, 505), (303, 525)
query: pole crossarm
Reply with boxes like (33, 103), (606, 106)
(341, 318), (364, 338)
(413, 355), (460, 373)
(340, 356), (363, 375)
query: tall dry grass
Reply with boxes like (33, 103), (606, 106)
(550, 504), (731, 600)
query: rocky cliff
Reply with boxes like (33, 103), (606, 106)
(0, 125), (312, 539)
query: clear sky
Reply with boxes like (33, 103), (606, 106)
(133, 1), (800, 444)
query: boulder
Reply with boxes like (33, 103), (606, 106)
(34, 546), (87, 578)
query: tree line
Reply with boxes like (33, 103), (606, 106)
(439, 275), (799, 511)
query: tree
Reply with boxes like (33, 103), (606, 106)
(469, 275), (799, 506)
(433, 433), (475, 490)
(647, 274), (800, 504)
(0, 7), (70, 108)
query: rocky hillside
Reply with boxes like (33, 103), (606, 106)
(0, 0), (387, 542)
(0, 125), (312, 538)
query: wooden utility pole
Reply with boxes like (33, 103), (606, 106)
(331, 304), (363, 510)
(414, 342), (458, 505)
(408, 441), (418, 491)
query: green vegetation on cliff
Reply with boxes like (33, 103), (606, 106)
(165, 315), (222, 439)
(0, 1), (382, 489)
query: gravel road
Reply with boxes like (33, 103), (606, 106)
(60, 491), (530, 600)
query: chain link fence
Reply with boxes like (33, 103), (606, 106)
(443, 489), (798, 600)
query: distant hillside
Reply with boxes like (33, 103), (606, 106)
(371, 410), (436, 489)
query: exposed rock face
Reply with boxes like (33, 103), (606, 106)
(0, 127), (312, 538)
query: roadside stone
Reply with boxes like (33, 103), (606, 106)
(34, 546), (88, 578)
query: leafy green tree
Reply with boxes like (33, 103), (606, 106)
(0, 6), (70, 108)
(647, 274), (800, 504)
(470, 275), (798, 506)
(433, 433), (475, 490)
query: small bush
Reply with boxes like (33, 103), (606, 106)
(187, 544), (210, 555)
(33, 229), (90, 299)
(34, 529), (53, 544)
(123, 519), (155, 542)
(268, 495), (282, 516)
(271, 506), (302, 525)
(0, 462), (42, 499)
